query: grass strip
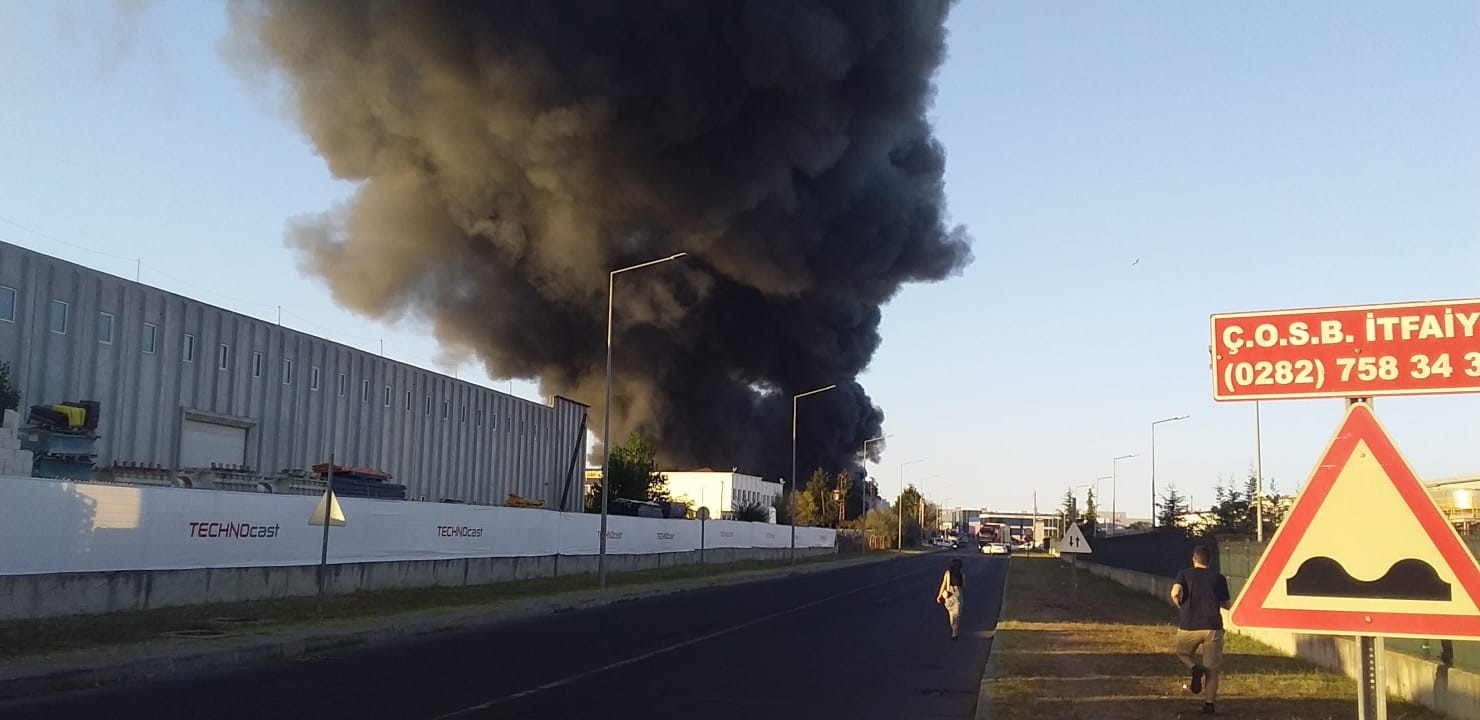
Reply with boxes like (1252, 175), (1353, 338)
(987, 556), (1446, 719)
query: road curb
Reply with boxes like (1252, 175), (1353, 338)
(974, 555), (1015, 720)
(0, 552), (902, 704)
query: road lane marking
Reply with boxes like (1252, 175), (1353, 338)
(431, 565), (931, 719)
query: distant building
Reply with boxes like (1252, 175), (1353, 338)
(659, 469), (782, 520)
(1427, 475), (1479, 536)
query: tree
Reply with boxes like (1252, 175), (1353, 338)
(1208, 475), (1250, 535)
(794, 490), (822, 526)
(1083, 488), (1100, 537)
(0, 361), (17, 415)
(1158, 484), (1188, 528)
(584, 432), (666, 511)
(863, 506), (899, 550)
(732, 500), (769, 522)
(1058, 488), (1076, 533)
(896, 485), (925, 546)
(1127, 520), (1152, 531)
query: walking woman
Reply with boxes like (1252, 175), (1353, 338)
(936, 558), (964, 640)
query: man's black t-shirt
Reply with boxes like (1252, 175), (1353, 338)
(1173, 566), (1231, 631)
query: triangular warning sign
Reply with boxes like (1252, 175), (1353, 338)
(1231, 402), (1480, 639)
(308, 489), (346, 527)
(1058, 523), (1093, 554)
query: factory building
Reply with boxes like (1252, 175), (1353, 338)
(0, 240), (587, 510)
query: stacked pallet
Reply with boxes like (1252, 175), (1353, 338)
(311, 462), (408, 500)
(21, 400), (101, 482)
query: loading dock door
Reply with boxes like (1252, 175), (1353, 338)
(179, 419), (247, 469)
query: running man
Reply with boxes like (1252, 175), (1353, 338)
(1170, 544), (1232, 715)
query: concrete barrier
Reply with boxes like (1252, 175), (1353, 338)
(1076, 558), (1478, 720)
(0, 546), (833, 620)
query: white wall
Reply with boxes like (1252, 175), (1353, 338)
(0, 475), (835, 575)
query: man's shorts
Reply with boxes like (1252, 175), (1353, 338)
(1175, 629), (1225, 670)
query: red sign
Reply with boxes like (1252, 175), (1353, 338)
(1210, 299), (1480, 401)
(1230, 402), (1480, 638)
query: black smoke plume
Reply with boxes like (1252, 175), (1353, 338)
(228, 0), (972, 484)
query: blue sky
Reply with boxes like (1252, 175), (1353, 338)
(2, 1), (1477, 520)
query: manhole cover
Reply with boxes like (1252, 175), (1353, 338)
(161, 629), (233, 639)
(210, 617), (270, 626)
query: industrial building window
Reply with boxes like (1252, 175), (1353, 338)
(476, 409), (483, 427)
(424, 395), (432, 416)
(460, 404), (468, 423)
(442, 400), (449, 419)
(252, 352), (263, 378)
(0, 286), (15, 322)
(405, 390), (413, 412)
(143, 323), (157, 353)
(336, 372), (347, 397)
(282, 358), (293, 385)
(311, 366), (321, 391)
(97, 312), (114, 344)
(491, 413), (498, 431)
(217, 343), (230, 370)
(49, 299), (68, 334)
(182, 334), (196, 362)
(383, 385), (392, 407)
(362, 379), (371, 403)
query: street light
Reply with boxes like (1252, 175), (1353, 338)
(898, 459), (924, 548)
(862, 434), (891, 524)
(1111, 453), (1139, 535)
(1150, 415), (1190, 528)
(599, 252), (687, 589)
(917, 473), (942, 536)
(1093, 475), (1111, 531)
(791, 384), (837, 564)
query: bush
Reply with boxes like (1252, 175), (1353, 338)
(0, 361), (18, 415)
(732, 500), (769, 522)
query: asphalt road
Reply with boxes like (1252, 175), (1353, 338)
(4, 551), (1008, 720)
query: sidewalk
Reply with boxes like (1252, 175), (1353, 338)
(983, 556), (1450, 719)
(0, 551), (916, 702)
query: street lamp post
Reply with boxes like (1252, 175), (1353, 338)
(791, 384), (837, 564)
(861, 435), (890, 551)
(1150, 415), (1190, 528)
(1094, 475), (1111, 534)
(1254, 402), (1264, 542)
(917, 473), (942, 537)
(898, 459), (924, 548)
(1111, 453), (1139, 535)
(599, 252), (687, 589)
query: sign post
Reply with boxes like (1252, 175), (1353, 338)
(697, 505), (709, 568)
(1214, 301), (1480, 717)
(308, 456), (347, 620)
(1057, 523), (1093, 610)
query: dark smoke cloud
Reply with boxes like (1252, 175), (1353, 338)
(228, 0), (972, 482)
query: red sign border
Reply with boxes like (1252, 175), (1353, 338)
(1210, 297), (1480, 402)
(1230, 402), (1480, 638)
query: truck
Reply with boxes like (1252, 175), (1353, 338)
(977, 522), (1012, 555)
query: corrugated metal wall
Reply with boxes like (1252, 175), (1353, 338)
(0, 241), (587, 510)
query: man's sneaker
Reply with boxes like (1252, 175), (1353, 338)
(1190, 665), (1205, 694)
(1202, 702), (1215, 714)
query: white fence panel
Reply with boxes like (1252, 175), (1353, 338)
(0, 476), (832, 575)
